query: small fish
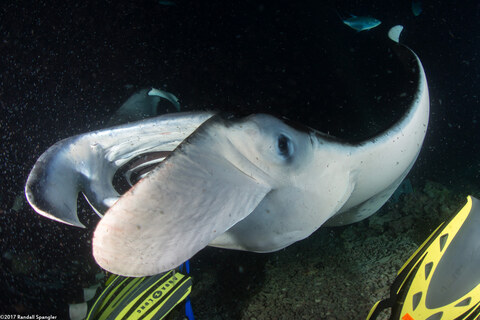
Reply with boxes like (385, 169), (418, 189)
(339, 14), (381, 32)
(158, 0), (175, 6)
(411, 0), (422, 17)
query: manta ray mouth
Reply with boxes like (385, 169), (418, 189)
(112, 151), (171, 194)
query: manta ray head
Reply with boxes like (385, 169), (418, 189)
(218, 114), (315, 186)
(92, 113), (331, 276)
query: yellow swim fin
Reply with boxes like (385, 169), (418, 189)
(367, 196), (480, 320)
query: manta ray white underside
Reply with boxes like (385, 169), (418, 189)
(25, 27), (429, 276)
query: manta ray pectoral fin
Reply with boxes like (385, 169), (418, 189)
(108, 87), (181, 126)
(93, 116), (272, 276)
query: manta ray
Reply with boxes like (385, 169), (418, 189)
(25, 27), (429, 277)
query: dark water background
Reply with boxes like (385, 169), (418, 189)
(1, 0), (479, 317)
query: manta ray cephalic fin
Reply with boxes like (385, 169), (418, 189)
(93, 115), (272, 276)
(25, 112), (214, 228)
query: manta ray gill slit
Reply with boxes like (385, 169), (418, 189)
(112, 151), (171, 194)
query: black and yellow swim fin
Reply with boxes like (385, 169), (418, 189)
(86, 269), (192, 320)
(367, 195), (480, 320)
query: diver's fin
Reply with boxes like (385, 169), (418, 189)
(86, 270), (192, 320)
(367, 196), (480, 320)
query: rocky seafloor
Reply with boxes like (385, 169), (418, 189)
(182, 181), (477, 320)
(2, 180), (477, 319)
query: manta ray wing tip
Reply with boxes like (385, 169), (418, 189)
(388, 25), (404, 43)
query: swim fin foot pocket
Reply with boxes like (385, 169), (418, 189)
(367, 196), (480, 320)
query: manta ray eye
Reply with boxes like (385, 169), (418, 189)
(276, 134), (294, 160)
